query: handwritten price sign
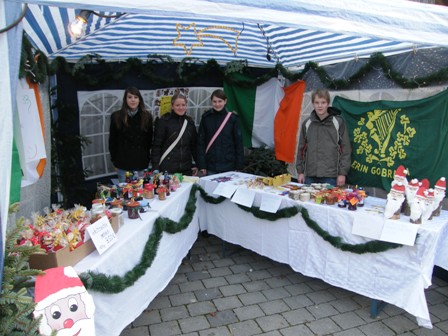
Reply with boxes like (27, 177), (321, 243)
(86, 217), (118, 255)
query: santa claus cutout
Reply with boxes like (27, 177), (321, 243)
(384, 182), (406, 220)
(33, 266), (96, 336)
(432, 177), (446, 217)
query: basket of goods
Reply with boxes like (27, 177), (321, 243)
(18, 205), (104, 270)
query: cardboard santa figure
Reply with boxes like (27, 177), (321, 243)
(410, 186), (427, 224)
(432, 177), (446, 217)
(391, 165), (408, 187)
(33, 266), (96, 336)
(384, 182), (406, 220)
(422, 188), (435, 221)
(403, 178), (420, 216)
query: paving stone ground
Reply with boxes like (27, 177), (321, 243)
(121, 234), (448, 336)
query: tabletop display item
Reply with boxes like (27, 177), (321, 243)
(126, 200), (140, 219)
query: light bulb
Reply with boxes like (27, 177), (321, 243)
(67, 10), (92, 38)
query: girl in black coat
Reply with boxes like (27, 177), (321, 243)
(197, 89), (244, 176)
(151, 93), (198, 176)
(109, 87), (153, 182)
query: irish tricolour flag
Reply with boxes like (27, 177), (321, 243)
(225, 76), (305, 163)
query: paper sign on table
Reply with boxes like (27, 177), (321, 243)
(231, 187), (256, 208)
(380, 220), (419, 246)
(86, 216), (118, 255)
(260, 193), (282, 213)
(212, 182), (238, 198)
(352, 215), (384, 240)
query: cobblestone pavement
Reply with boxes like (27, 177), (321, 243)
(121, 234), (448, 336)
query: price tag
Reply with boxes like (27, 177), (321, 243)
(86, 216), (118, 255)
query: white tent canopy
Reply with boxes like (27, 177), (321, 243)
(2, 0), (448, 250)
(13, 0), (448, 68)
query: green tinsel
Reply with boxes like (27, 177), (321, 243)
(21, 34), (448, 89)
(79, 183), (405, 293)
(79, 186), (198, 293)
(197, 184), (404, 254)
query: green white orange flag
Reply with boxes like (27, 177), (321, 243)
(224, 76), (284, 148)
(274, 80), (306, 163)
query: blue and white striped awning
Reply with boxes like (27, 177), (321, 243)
(20, 0), (448, 68)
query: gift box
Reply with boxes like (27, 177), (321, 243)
(29, 217), (119, 270)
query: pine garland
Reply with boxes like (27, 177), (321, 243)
(21, 34), (448, 90)
(80, 185), (198, 293)
(79, 183), (405, 293)
(197, 185), (404, 254)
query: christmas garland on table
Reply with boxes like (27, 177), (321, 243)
(196, 185), (404, 254)
(79, 185), (198, 293)
(79, 183), (404, 293)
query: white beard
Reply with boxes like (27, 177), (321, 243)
(410, 198), (426, 222)
(384, 193), (404, 219)
(405, 186), (418, 206)
(38, 315), (95, 336)
(432, 189), (445, 211)
(422, 197), (435, 221)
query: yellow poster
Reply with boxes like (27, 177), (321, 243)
(160, 96), (172, 116)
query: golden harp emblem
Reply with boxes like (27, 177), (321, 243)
(353, 109), (416, 167)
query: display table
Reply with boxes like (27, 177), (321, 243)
(74, 182), (199, 336)
(197, 172), (448, 329)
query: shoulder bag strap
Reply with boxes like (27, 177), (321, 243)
(159, 119), (188, 165)
(205, 112), (232, 154)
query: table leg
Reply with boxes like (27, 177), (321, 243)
(370, 299), (387, 318)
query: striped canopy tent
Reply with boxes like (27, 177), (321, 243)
(1, 0), (448, 265)
(19, 0), (448, 68)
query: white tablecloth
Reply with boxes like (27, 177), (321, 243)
(198, 172), (448, 328)
(74, 182), (199, 336)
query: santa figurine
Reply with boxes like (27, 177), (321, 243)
(422, 188), (435, 221)
(392, 165), (408, 188)
(384, 182), (406, 220)
(432, 177), (446, 217)
(33, 266), (96, 336)
(403, 178), (420, 216)
(410, 186), (427, 224)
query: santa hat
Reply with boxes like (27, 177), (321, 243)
(391, 182), (405, 193)
(394, 165), (407, 177)
(420, 178), (430, 189)
(435, 177), (446, 190)
(427, 188), (435, 198)
(34, 266), (93, 317)
(408, 179), (419, 188)
(416, 186), (427, 199)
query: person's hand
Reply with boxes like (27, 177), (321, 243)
(298, 173), (305, 184)
(337, 175), (346, 187)
(200, 169), (207, 176)
(192, 167), (198, 176)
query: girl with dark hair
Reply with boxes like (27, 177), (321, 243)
(197, 89), (244, 176)
(109, 87), (153, 182)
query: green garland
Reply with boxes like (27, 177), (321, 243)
(196, 185), (403, 254)
(21, 34), (448, 89)
(79, 185), (198, 293)
(79, 183), (404, 293)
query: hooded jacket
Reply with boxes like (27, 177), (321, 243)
(151, 112), (198, 175)
(296, 107), (351, 178)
